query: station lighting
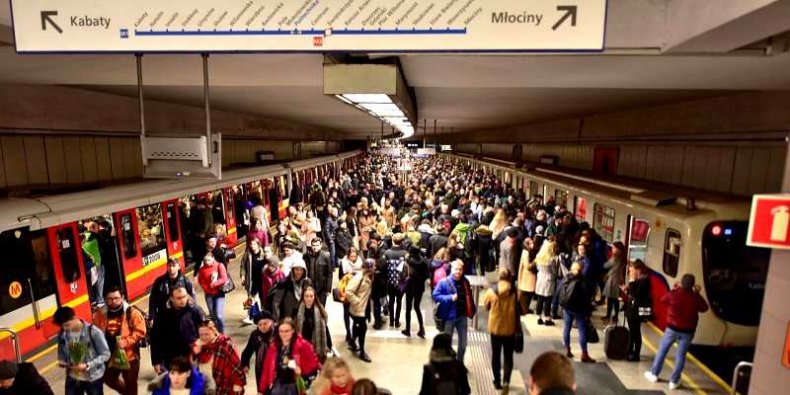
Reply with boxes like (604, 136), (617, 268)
(324, 63), (417, 139)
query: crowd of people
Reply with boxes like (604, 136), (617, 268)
(0, 154), (712, 395)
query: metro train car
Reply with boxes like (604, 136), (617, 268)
(0, 151), (362, 360)
(451, 153), (769, 348)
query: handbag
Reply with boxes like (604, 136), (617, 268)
(221, 275), (236, 293)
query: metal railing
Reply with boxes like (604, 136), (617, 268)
(0, 327), (21, 363)
(731, 361), (753, 395)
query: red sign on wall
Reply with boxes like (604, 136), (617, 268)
(747, 194), (790, 249)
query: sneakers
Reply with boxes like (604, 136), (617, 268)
(644, 371), (658, 383)
(241, 317), (254, 325)
(668, 382), (680, 391)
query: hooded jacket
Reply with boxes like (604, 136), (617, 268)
(419, 349), (471, 395)
(150, 302), (206, 368)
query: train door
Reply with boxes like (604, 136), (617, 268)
(625, 215), (650, 262)
(114, 209), (143, 299)
(162, 200), (185, 267)
(278, 175), (289, 219)
(222, 188), (238, 246)
(0, 227), (60, 358)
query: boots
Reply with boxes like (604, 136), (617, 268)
(581, 352), (596, 363)
(565, 347), (574, 359)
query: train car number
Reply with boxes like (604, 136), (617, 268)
(142, 249), (167, 267)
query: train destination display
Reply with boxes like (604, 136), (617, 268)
(11, 0), (606, 53)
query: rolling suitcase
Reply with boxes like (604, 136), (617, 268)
(604, 311), (629, 360)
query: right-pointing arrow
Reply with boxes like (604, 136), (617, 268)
(41, 10), (63, 34)
(552, 5), (577, 31)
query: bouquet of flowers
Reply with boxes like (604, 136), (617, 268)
(68, 341), (87, 365)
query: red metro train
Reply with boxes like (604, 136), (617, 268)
(0, 151), (362, 361)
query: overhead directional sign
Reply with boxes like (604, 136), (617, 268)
(10, 0), (607, 53)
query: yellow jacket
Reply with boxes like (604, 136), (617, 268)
(484, 280), (519, 337)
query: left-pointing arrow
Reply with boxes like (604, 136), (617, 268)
(41, 10), (63, 34)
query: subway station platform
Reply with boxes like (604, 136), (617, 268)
(29, 244), (732, 395)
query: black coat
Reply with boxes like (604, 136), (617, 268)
(625, 276), (652, 320)
(271, 277), (313, 322)
(240, 329), (274, 386)
(150, 303), (206, 367)
(405, 254), (430, 295)
(304, 250), (333, 295)
(148, 272), (195, 322)
(0, 362), (54, 395)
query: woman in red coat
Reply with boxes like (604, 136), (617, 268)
(197, 254), (229, 333)
(258, 318), (321, 395)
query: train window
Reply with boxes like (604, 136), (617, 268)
(628, 218), (651, 262)
(574, 196), (587, 222)
(0, 229), (56, 316)
(120, 214), (137, 259)
(136, 204), (166, 257)
(166, 203), (180, 242)
(210, 190), (226, 225)
(554, 189), (569, 209)
(57, 227), (81, 283)
(702, 221), (770, 326)
(593, 203), (615, 242)
(662, 229), (681, 277)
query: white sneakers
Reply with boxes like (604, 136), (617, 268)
(241, 317), (254, 325)
(644, 371), (680, 391)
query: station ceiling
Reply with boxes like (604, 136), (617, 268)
(2, 1), (790, 139)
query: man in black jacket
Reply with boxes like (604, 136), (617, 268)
(150, 286), (206, 374)
(323, 206), (339, 268)
(0, 360), (54, 395)
(304, 238), (333, 306)
(148, 258), (195, 323)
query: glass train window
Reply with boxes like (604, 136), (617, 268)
(57, 227), (81, 283)
(702, 221), (770, 326)
(166, 202), (180, 242)
(136, 204), (166, 257)
(574, 196), (587, 222)
(120, 214), (137, 259)
(554, 189), (569, 209)
(593, 203), (615, 242)
(628, 218), (651, 262)
(0, 229), (55, 316)
(662, 229), (681, 277)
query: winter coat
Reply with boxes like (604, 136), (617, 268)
(535, 256), (560, 297)
(428, 234), (449, 258)
(517, 250), (537, 293)
(560, 274), (594, 315)
(498, 238), (518, 274)
(419, 350), (471, 395)
(296, 305), (330, 362)
(405, 254), (430, 295)
(602, 257), (626, 299)
(271, 276), (313, 322)
(484, 280), (518, 336)
(372, 253), (389, 299)
(304, 250), (333, 296)
(624, 276), (652, 320)
(240, 328), (274, 386)
(241, 249), (267, 296)
(193, 334), (246, 395)
(248, 228), (270, 248)
(345, 272), (373, 317)
(150, 303), (206, 368)
(335, 228), (353, 258)
(475, 226), (495, 270)
(197, 261), (228, 296)
(148, 271), (195, 322)
(258, 335), (322, 394)
(150, 366), (205, 395)
(0, 362), (54, 395)
(433, 276), (476, 322)
(661, 287), (709, 333)
(92, 302), (147, 362)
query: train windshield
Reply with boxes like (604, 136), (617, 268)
(702, 221), (770, 326)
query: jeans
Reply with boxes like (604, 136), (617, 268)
(373, 295), (384, 325)
(491, 334), (515, 384)
(551, 285), (561, 317)
(328, 242), (337, 268)
(104, 359), (140, 395)
(90, 265), (105, 306)
(65, 376), (103, 395)
(650, 328), (694, 384)
(205, 294), (226, 333)
(562, 310), (588, 353)
(404, 288), (425, 333)
(387, 285), (403, 326)
(443, 316), (469, 362)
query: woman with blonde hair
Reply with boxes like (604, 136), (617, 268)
(517, 238), (538, 315)
(489, 208), (508, 239)
(533, 239), (561, 326)
(310, 357), (355, 395)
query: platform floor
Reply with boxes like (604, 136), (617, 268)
(31, 251), (734, 395)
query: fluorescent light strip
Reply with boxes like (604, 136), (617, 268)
(342, 93), (392, 104)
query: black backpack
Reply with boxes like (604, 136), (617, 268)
(427, 364), (460, 395)
(558, 277), (580, 309)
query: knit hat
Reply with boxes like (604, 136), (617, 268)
(292, 260), (307, 270)
(254, 310), (275, 323)
(0, 360), (18, 380)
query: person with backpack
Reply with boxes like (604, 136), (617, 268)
(432, 260), (476, 363)
(340, 247), (363, 341)
(384, 233), (409, 329)
(559, 262), (595, 363)
(484, 269), (519, 390)
(402, 244), (429, 338)
(53, 306), (111, 395)
(418, 333), (471, 395)
(92, 286), (147, 395)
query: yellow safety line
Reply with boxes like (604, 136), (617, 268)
(641, 336), (707, 395)
(647, 323), (735, 394)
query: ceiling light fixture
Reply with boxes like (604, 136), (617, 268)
(324, 63), (417, 139)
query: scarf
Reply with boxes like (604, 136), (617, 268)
(329, 381), (354, 395)
(296, 304), (327, 359)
